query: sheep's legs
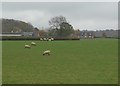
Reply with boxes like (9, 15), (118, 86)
(47, 53), (50, 55)
(43, 53), (50, 56)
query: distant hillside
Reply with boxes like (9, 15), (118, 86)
(1, 18), (37, 33)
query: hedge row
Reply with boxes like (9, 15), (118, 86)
(1, 36), (118, 40)
(1, 36), (80, 40)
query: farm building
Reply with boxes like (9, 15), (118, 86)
(33, 28), (40, 37)
(80, 30), (94, 38)
(94, 30), (118, 38)
(80, 30), (118, 38)
(0, 32), (22, 37)
(21, 32), (33, 37)
(1, 32), (34, 37)
(104, 30), (118, 38)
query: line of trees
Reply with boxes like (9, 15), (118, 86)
(1, 16), (76, 38)
(39, 16), (75, 38)
(2, 16), (118, 39)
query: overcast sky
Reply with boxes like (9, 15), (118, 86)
(2, 2), (118, 30)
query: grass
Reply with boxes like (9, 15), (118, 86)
(0, 41), (2, 85)
(2, 39), (118, 84)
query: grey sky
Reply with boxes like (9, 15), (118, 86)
(2, 2), (118, 30)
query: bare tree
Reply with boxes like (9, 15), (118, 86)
(48, 16), (74, 38)
(49, 16), (67, 29)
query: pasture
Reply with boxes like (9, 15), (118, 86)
(2, 39), (118, 84)
(0, 41), (2, 85)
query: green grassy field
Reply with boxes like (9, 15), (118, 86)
(2, 39), (118, 84)
(0, 41), (2, 85)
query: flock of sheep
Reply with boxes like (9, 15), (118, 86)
(40, 38), (54, 41)
(24, 38), (54, 55)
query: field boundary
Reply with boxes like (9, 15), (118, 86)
(1, 84), (119, 86)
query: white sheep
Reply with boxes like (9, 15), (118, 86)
(48, 38), (52, 41)
(43, 50), (51, 55)
(25, 45), (31, 48)
(46, 38), (49, 41)
(51, 38), (54, 41)
(43, 38), (47, 41)
(40, 38), (43, 41)
(31, 42), (36, 46)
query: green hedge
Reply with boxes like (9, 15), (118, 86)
(1, 36), (80, 40)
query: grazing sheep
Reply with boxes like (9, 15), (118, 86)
(40, 38), (43, 41)
(43, 38), (47, 41)
(48, 38), (52, 41)
(46, 38), (49, 41)
(43, 50), (50, 55)
(31, 42), (36, 46)
(25, 45), (31, 48)
(51, 38), (54, 41)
